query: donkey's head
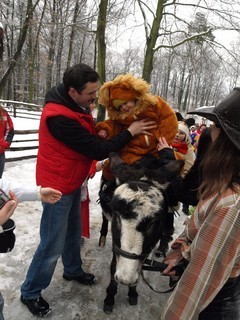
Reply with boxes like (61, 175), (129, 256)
(109, 152), (183, 285)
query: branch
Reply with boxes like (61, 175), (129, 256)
(153, 28), (212, 51)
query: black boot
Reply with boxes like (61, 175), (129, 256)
(20, 295), (50, 317)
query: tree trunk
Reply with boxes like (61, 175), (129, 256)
(96, 0), (108, 123)
(67, 0), (79, 68)
(141, 0), (164, 82)
(28, 0), (34, 102)
(45, 0), (56, 91)
(0, 24), (3, 61)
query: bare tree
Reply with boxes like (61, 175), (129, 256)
(136, 0), (240, 83)
(0, 0), (41, 97)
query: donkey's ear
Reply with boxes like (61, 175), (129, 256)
(109, 152), (132, 183)
(109, 152), (124, 169)
(163, 160), (184, 182)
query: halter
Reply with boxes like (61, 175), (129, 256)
(113, 244), (177, 294)
(113, 244), (147, 260)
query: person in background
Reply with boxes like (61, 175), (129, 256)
(80, 100), (107, 241)
(0, 106), (14, 178)
(170, 121), (195, 177)
(165, 127), (212, 209)
(161, 87), (240, 320)
(0, 181), (61, 320)
(80, 159), (104, 241)
(160, 121), (196, 203)
(189, 125), (200, 151)
(155, 121), (195, 256)
(199, 123), (207, 132)
(193, 123), (208, 152)
(20, 63), (156, 317)
(173, 122), (196, 216)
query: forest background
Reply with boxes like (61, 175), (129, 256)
(0, 0), (240, 121)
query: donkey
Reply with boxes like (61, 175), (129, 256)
(99, 152), (183, 313)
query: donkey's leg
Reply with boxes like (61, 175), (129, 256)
(99, 213), (109, 247)
(155, 208), (174, 257)
(103, 254), (118, 314)
(128, 285), (138, 305)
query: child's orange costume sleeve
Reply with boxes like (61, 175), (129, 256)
(95, 119), (123, 138)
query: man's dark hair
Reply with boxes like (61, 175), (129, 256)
(63, 63), (99, 93)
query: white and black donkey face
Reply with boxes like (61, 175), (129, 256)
(109, 152), (183, 285)
(111, 181), (165, 285)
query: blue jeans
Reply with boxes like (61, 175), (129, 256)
(199, 275), (240, 320)
(0, 292), (4, 320)
(21, 188), (83, 299)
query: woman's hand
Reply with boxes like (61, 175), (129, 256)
(0, 191), (18, 226)
(162, 258), (179, 276)
(157, 136), (170, 151)
(172, 238), (190, 254)
(40, 188), (62, 204)
(127, 119), (157, 137)
(98, 129), (108, 139)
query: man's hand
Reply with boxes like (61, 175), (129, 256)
(127, 119), (157, 137)
(97, 129), (108, 139)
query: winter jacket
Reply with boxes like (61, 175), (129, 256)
(36, 103), (95, 194)
(0, 109), (14, 154)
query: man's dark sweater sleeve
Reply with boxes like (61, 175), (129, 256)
(47, 116), (132, 160)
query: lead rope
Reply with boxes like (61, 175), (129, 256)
(141, 269), (177, 294)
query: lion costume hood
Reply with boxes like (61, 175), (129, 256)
(98, 74), (159, 121)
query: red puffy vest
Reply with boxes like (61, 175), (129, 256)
(36, 103), (95, 194)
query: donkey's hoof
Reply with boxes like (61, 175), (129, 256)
(128, 296), (138, 305)
(99, 236), (106, 247)
(103, 303), (113, 314)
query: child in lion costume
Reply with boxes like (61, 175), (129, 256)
(96, 73), (178, 180)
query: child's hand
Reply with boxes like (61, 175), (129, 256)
(40, 188), (62, 204)
(96, 159), (107, 172)
(98, 130), (108, 139)
(157, 136), (170, 151)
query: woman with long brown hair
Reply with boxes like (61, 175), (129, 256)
(161, 88), (240, 320)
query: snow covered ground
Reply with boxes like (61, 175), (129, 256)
(0, 117), (188, 320)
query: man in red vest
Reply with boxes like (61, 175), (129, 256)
(20, 63), (156, 317)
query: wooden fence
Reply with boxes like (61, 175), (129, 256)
(0, 100), (42, 162)
(6, 129), (39, 162)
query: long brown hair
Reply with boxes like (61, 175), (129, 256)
(199, 129), (240, 200)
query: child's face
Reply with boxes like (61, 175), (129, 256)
(119, 100), (135, 113)
(174, 129), (186, 142)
